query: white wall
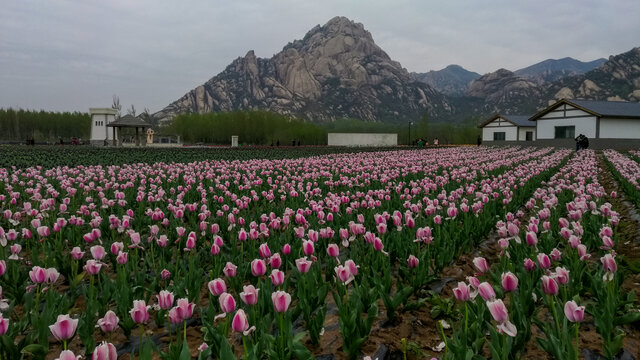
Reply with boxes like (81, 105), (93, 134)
(482, 119), (518, 141)
(599, 118), (640, 139)
(89, 108), (116, 143)
(328, 133), (397, 147)
(536, 115), (597, 139)
(535, 104), (597, 139)
(518, 127), (536, 141)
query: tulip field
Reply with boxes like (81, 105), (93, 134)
(0, 145), (639, 360)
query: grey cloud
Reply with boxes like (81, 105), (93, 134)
(0, 0), (638, 113)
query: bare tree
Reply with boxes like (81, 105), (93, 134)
(111, 95), (122, 119)
(127, 104), (136, 117)
(140, 107), (152, 122)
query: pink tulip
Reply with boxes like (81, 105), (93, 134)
(251, 259), (267, 276)
(47, 268), (60, 283)
(550, 248), (562, 261)
(453, 282), (470, 301)
(70, 247), (84, 260)
(55, 350), (79, 360)
(478, 282), (496, 301)
(295, 257), (312, 273)
(157, 290), (174, 310)
(302, 240), (314, 256)
(601, 254), (617, 273)
(219, 292), (236, 313)
(232, 309), (250, 333)
(116, 251), (128, 264)
(208, 278), (227, 296)
(407, 255), (419, 268)
(601, 236), (614, 250)
(272, 291), (292, 313)
(577, 244), (590, 260)
(37, 226), (50, 238)
(258, 243), (271, 258)
(473, 257), (489, 274)
(345, 259), (359, 276)
(110, 242), (124, 255)
(486, 299), (509, 323)
(90, 245), (106, 260)
(536, 253), (551, 269)
(282, 243), (291, 255)
(501, 272), (518, 292)
(554, 267), (570, 285)
(335, 265), (351, 284)
(129, 300), (150, 324)
(210, 243), (220, 256)
(564, 300), (585, 322)
(169, 307), (182, 324)
(270, 269), (285, 286)
(92, 342), (117, 360)
(541, 275), (559, 295)
(240, 285), (260, 305)
(238, 229), (248, 242)
(175, 298), (195, 320)
(223, 262), (237, 277)
(49, 314), (79, 341)
(525, 231), (537, 246)
(0, 260), (5, 276)
(269, 253), (282, 268)
(29, 266), (47, 284)
(161, 269), (171, 279)
(0, 315), (9, 335)
(97, 310), (119, 333)
(84, 259), (102, 275)
(327, 244), (340, 258)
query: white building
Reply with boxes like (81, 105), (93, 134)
(529, 99), (640, 148)
(479, 114), (536, 142)
(89, 108), (117, 146)
(327, 133), (397, 147)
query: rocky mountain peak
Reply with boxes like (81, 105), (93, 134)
(153, 16), (450, 124)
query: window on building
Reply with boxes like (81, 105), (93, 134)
(554, 126), (575, 139)
(493, 132), (506, 141)
(526, 131), (533, 141)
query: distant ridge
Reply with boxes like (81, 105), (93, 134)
(514, 57), (607, 83)
(411, 65), (481, 96)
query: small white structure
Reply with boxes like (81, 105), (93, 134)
(89, 108), (117, 145)
(530, 99), (640, 140)
(479, 114), (536, 142)
(328, 133), (397, 147)
(231, 136), (239, 147)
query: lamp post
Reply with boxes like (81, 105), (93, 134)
(408, 121), (413, 146)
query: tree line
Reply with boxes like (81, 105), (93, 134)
(0, 108), (90, 142)
(172, 111), (481, 146)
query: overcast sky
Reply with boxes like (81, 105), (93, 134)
(2, 0), (638, 113)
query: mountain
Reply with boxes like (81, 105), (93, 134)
(411, 65), (481, 96)
(514, 57), (607, 83)
(154, 16), (451, 124)
(546, 47), (640, 102)
(464, 68), (542, 114)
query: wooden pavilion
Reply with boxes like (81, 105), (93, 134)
(106, 115), (152, 147)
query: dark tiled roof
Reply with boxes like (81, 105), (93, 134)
(478, 114), (533, 128)
(502, 115), (534, 127)
(569, 99), (640, 118)
(107, 115), (152, 128)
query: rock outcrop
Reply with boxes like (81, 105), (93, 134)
(154, 16), (451, 124)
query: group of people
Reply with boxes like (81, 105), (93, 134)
(575, 134), (589, 151)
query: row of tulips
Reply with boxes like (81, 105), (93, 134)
(0, 146), (578, 359)
(444, 150), (639, 359)
(603, 149), (640, 208)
